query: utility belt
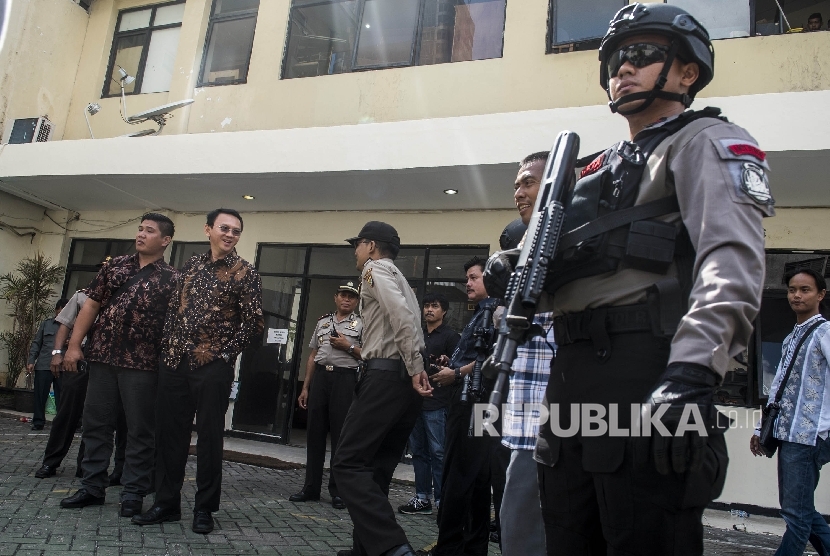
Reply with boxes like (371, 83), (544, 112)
(315, 363), (358, 374)
(553, 286), (683, 362)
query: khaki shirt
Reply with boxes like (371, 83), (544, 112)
(553, 114), (774, 377)
(359, 258), (425, 376)
(55, 291), (88, 329)
(309, 311), (362, 368)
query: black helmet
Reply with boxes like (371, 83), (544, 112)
(599, 3), (714, 114)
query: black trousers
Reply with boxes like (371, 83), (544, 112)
(41, 369), (126, 474)
(154, 357), (233, 513)
(332, 367), (422, 556)
(303, 366), (356, 497)
(433, 392), (499, 556)
(32, 369), (61, 427)
(491, 442), (510, 534)
(537, 332), (728, 556)
(81, 363), (157, 500)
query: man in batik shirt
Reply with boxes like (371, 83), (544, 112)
(133, 208), (263, 535)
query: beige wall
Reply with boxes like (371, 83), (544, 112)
(0, 192), (66, 385)
(0, 0), (89, 142)
(49, 0), (830, 140)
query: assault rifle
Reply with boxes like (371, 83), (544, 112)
(482, 131), (580, 409)
(460, 300), (496, 435)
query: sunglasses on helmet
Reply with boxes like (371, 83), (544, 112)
(606, 43), (670, 80)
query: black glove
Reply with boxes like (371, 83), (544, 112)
(637, 362), (720, 475)
(483, 249), (520, 300)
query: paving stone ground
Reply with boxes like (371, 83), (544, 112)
(0, 415), (809, 555)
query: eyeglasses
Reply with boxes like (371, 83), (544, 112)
(606, 43), (670, 80)
(215, 224), (242, 237)
(356, 239), (372, 246)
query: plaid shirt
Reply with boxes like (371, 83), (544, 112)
(501, 312), (556, 450)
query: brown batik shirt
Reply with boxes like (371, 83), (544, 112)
(162, 249), (264, 370)
(85, 253), (178, 372)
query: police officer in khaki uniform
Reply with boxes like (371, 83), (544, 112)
(527, 4), (775, 555)
(291, 280), (362, 510)
(333, 221), (432, 556)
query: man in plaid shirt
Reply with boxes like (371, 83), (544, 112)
(499, 151), (556, 554)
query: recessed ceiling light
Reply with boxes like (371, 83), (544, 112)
(435, 266), (442, 270)
(365, 23), (371, 28)
(242, 195), (255, 200)
(444, 189), (458, 195)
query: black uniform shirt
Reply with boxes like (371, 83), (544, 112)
(423, 323), (461, 411)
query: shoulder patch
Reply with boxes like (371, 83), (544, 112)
(740, 162), (774, 204)
(580, 153), (606, 178)
(713, 138), (770, 169)
(364, 267), (374, 288)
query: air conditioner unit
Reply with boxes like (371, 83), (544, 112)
(8, 116), (54, 144)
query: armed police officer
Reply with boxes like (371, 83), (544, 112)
(333, 221), (431, 556)
(527, 4), (775, 555)
(291, 280), (362, 510)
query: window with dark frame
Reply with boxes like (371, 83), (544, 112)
(548, 0), (624, 53)
(102, 1), (186, 97)
(61, 239), (137, 298)
(198, 0), (260, 87)
(282, 0), (507, 79)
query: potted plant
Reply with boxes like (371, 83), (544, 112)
(0, 254), (64, 412)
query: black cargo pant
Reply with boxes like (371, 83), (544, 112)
(42, 368), (126, 475)
(154, 356), (233, 513)
(332, 362), (422, 556)
(433, 388), (499, 556)
(536, 332), (728, 556)
(302, 364), (356, 498)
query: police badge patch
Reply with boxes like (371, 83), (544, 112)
(740, 162), (774, 204)
(364, 267), (374, 288)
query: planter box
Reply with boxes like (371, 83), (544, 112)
(13, 388), (34, 413)
(0, 386), (14, 410)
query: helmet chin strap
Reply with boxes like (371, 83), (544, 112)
(607, 42), (692, 115)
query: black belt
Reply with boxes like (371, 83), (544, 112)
(365, 358), (404, 372)
(316, 363), (358, 373)
(553, 303), (653, 346)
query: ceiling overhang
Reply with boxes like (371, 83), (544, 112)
(0, 91), (828, 211)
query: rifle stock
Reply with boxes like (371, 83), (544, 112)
(483, 131), (580, 410)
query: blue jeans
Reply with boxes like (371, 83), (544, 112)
(409, 407), (447, 504)
(776, 437), (830, 556)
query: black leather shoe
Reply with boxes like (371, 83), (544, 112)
(31, 424), (44, 431)
(192, 510), (214, 534)
(489, 531), (500, 544)
(60, 489), (105, 509)
(331, 496), (346, 510)
(289, 490), (320, 502)
(74, 468), (83, 479)
(35, 464), (56, 479)
(383, 544), (416, 556)
(131, 505), (181, 526)
(120, 499), (143, 517)
(107, 473), (121, 487)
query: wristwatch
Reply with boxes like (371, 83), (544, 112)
(454, 368), (462, 383)
(348, 345), (355, 355)
(51, 349), (63, 356)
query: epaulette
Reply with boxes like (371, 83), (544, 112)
(318, 312), (334, 321)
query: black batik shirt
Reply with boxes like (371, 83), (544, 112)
(162, 250), (264, 370)
(423, 323), (461, 411)
(85, 254), (178, 372)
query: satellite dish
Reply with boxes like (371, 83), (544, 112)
(127, 99), (195, 123)
(116, 77), (194, 136)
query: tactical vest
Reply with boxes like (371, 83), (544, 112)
(545, 108), (726, 297)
